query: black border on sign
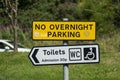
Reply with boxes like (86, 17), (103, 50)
(28, 44), (100, 66)
(31, 21), (96, 41)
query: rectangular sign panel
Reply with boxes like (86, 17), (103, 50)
(32, 21), (96, 40)
(29, 44), (99, 65)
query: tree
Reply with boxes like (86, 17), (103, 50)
(2, 0), (18, 52)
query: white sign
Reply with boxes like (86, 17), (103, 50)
(29, 44), (99, 65)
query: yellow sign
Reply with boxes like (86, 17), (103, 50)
(32, 21), (96, 40)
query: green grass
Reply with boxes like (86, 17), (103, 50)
(0, 51), (120, 80)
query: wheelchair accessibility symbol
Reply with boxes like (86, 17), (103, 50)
(84, 47), (96, 60)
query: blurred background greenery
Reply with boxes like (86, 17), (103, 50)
(0, 0), (120, 51)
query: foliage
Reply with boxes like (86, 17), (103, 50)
(1, 0), (120, 32)
(16, 0), (120, 35)
(0, 0), (120, 49)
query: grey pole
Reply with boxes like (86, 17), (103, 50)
(63, 18), (69, 80)
(63, 41), (69, 80)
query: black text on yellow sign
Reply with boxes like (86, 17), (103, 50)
(32, 21), (96, 40)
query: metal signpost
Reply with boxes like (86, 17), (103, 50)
(29, 19), (99, 80)
(63, 18), (69, 80)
